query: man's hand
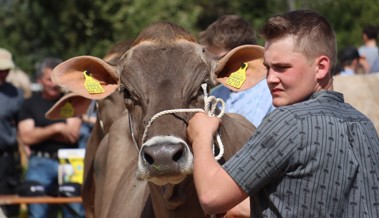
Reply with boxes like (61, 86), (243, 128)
(224, 198), (250, 218)
(53, 117), (81, 144)
(187, 112), (221, 145)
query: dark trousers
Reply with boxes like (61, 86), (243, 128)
(0, 152), (21, 218)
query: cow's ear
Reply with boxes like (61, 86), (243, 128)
(45, 92), (93, 120)
(52, 56), (119, 100)
(214, 45), (266, 92)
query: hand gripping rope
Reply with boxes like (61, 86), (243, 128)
(140, 83), (226, 160)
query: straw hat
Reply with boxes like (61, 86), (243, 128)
(0, 48), (15, 70)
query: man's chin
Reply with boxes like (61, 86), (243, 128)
(272, 98), (289, 107)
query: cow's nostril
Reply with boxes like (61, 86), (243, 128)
(144, 153), (154, 165)
(172, 149), (183, 162)
(141, 143), (185, 167)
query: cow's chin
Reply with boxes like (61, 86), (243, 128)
(137, 168), (192, 185)
(145, 174), (190, 186)
(136, 136), (194, 186)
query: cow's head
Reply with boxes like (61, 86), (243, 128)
(51, 22), (265, 186)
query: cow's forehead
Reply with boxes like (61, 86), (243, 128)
(118, 40), (212, 85)
(116, 39), (214, 112)
(127, 40), (204, 58)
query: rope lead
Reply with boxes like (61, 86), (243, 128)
(141, 83), (225, 160)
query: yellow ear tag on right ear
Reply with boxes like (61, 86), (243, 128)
(83, 70), (104, 94)
(59, 101), (74, 118)
(226, 63), (248, 89)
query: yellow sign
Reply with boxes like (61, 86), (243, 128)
(58, 149), (85, 185)
(84, 70), (104, 94)
(59, 101), (74, 118)
(226, 63), (248, 89)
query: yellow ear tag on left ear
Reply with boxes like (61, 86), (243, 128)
(59, 101), (74, 118)
(84, 70), (104, 94)
(226, 62), (248, 89)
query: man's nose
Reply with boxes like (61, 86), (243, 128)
(266, 70), (279, 84)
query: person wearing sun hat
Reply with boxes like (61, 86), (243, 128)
(0, 48), (16, 85)
(0, 48), (23, 217)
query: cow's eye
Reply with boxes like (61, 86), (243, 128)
(120, 86), (135, 106)
(123, 87), (132, 99)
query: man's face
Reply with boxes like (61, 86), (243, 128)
(264, 36), (319, 107)
(0, 69), (10, 84)
(38, 67), (62, 99)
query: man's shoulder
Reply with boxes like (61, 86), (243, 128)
(0, 82), (23, 98)
(211, 85), (230, 98)
(1, 81), (17, 91)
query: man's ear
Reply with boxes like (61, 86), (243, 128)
(315, 55), (331, 80)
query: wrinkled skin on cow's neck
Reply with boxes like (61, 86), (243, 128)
(148, 177), (203, 217)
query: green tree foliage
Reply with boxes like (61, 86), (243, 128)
(0, 0), (378, 76)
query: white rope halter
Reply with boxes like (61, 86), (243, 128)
(141, 83), (226, 160)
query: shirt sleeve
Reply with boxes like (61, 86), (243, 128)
(223, 107), (299, 195)
(18, 97), (32, 122)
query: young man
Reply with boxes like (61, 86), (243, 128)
(187, 10), (379, 217)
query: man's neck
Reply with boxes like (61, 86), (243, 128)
(365, 39), (377, 47)
(42, 92), (61, 100)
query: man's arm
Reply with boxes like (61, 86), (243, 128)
(58, 117), (81, 144)
(18, 117), (81, 145)
(188, 113), (248, 214)
(224, 197), (250, 218)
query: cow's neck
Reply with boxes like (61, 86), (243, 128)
(148, 177), (203, 217)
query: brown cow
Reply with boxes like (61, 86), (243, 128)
(48, 92), (152, 217)
(50, 22), (265, 217)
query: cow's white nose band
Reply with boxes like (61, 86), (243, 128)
(141, 83), (225, 160)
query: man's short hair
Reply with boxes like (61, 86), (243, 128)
(362, 25), (378, 40)
(198, 15), (257, 54)
(339, 46), (360, 66)
(35, 57), (62, 79)
(261, 10), (337, 70)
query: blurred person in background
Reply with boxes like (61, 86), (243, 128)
(370, 54), (379, 73)
(358, 25), (378, 73)
(6, 67), (33, 172)
(18, 57), (82, 218)
(0, 48), (23, 218)
(337, 46), (361, 75)
(199, 14), (275, 128)
(198, 15), (275, 217)
(6, 68), (32, 99)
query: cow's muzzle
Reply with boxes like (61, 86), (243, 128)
(137, 136), (193, 185)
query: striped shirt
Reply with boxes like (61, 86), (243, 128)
(223, 90), (379, 217)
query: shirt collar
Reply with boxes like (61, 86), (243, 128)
(310, 90), (344, 103)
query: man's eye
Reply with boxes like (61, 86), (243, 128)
(273, 66), (288, 72)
